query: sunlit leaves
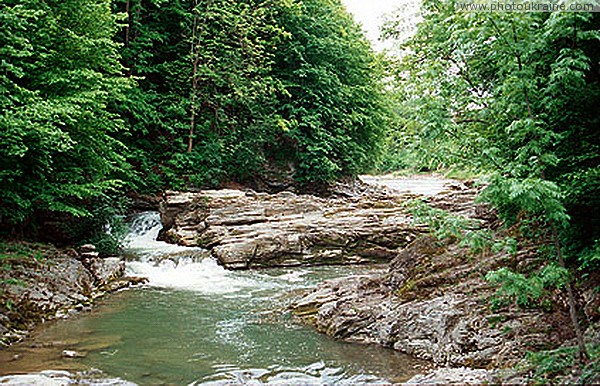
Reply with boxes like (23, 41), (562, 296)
(0, 0), (131, 226)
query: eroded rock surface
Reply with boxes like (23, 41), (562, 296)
(0, 370), (136, 385)
(406, 367), (497, 385)
(159, 187), (429, 269)
(0, 244), (143, 346)
(289, 187), (585, 369)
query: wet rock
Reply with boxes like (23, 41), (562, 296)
(0, 370), (74, 385)
(1, 243), (137, 347)
(287, 176), (579, 370)
(103, 276), (148, 292)
(127, 192), (162, 212)
(290, 232), (567, 368)
(0, 370), (137, 385)
(88, 257), (125, 285)
(79, 244), (96, 253)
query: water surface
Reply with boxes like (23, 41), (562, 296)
(0, 212), (429, 384)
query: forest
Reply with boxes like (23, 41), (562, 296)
(1, 0), (599, 382)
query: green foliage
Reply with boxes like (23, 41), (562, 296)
(526, 344), (600, 384)
(479, 175), (570, 228)
(1, 0), (387, 239)
(406, 199), (519, 257)
(113, 0), (387, 190)
(271, 0), (387, 182)
(0, 0), (131, 232)
(1, 278), (24, 287)
(405, 199), (495, 254)
(63, 196), (129, 256)
(579, 240), (600, 270)
(384, 3), (600, 265)
(485, 265), (569, 310)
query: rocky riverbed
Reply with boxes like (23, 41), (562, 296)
(0, 243), (143, 346)
(157, 175), (600, 383)
(157, 179), (437, 269)
(2, 175), (598, 384)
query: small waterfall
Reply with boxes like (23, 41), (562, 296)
(125, 211), (189, 255)
(124, 212), (259, 294)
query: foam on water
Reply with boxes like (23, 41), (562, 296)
(126, 258), (261, 294)
(124, 212), (259, 294)
(0, 211), (427, 385)
(124, 211), (190, 256)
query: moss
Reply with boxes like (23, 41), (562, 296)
(396, 279), (417, 299)
(524, 345), (600, 383)
(195, 235), (215, 248)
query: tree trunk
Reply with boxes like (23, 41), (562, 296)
(553, 227), (589, 364)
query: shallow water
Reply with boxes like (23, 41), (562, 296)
(359, 175), (454, 196)
(0, 212), (429, 384)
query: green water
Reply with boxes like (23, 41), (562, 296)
(0, 213), (429, 384)
(1, 267), (428, 385)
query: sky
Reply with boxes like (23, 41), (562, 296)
(341, 0), (400, 50)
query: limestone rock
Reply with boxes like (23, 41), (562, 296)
(287, 178), (576, 370)
(1, 244), (137, 347)
(79, 244), (96, 253)
(0, 370), (137, 385)
(88, 257), (125, 285)
(159, 189), (426, 269)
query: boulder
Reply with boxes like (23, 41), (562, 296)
(87, 258), (126, 286)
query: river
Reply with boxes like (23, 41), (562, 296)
(0, 211), (430, 385)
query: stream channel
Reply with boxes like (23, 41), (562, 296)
(0, 209), (433, 385)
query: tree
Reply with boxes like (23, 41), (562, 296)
(0, 0), (131, 235)
(271, 0), (388, 182)
(113, 0), (289, 189)
(385, 3), (600, 362)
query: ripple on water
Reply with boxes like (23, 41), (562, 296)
(0, 212), (431, 385)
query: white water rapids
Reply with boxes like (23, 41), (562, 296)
(124, 212), (265, 294)
(1, 180), (447, 384)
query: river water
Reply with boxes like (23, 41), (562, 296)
(0, 212), (430, 385)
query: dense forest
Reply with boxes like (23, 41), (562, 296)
(1, 0), (387, 241)
(382, 4), (600, 368)
(384, 7), (600, 272)
(1, 0), (599, 379)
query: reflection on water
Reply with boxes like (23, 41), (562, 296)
(0, 212), (430, 384)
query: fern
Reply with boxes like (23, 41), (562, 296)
(486, 264), (569, 310)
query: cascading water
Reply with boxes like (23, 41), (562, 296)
(124, 212), (260, 294)
(0, 211), (428, 385)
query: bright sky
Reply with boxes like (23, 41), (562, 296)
(341, 0), (399, 49)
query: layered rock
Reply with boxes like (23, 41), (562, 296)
(288, 188), (590, 369)
(405, 367), (498, 384)
(159, 188), (428, 269)
(158, 177), (597, 371)
(0, 244), (144, 346)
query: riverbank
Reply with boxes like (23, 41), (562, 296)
(158, 175), (600, 383)
(2, 175), (598, 383)
(0, 212), (432, 384)
(0, 242), (144, 347)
